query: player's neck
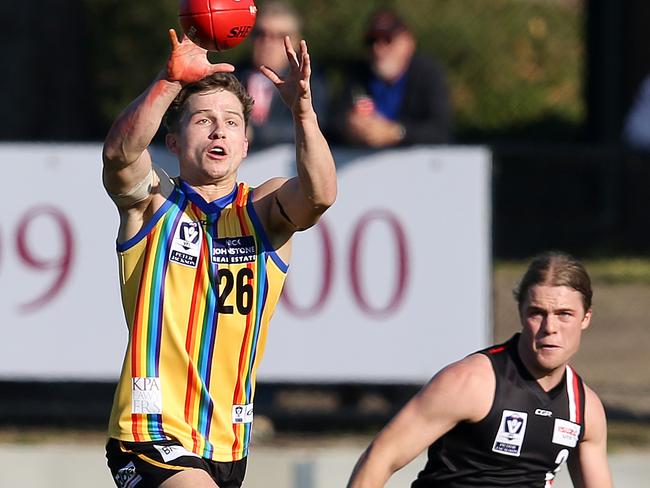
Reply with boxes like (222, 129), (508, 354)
(533, 368), (565, 392)
(517, 342), (566, 392)
(182, 176), (238, 203)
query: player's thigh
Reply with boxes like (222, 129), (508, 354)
(159, 468), (218, 488)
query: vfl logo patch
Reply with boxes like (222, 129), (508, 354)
(170, 218), (202, 268)
(232, 403), (254, 424)
(492, 410), (528, 457)
(213, 236), (256, 264)
(115, 461), (142, 488)
(179, 222), (200, 247)
(552, 418), (581, 447)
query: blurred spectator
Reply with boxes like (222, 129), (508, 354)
(330, 9), (451, 148)
(236, 1), (329, 149)
(623, 74), (650, 152)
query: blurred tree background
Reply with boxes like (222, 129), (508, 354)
(0, 0), (585, 142)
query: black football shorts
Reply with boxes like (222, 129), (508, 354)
(106, 438), (247, 488)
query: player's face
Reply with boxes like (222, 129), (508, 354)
(167, 89), (248, 184)
(518, 284), (591, 379)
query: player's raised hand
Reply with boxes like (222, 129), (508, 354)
(166, 29), (234, 84)
(260, 37), (313, 117)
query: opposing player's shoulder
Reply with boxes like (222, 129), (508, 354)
(442, 353), (494, 389)
(419, 353), (495, 423)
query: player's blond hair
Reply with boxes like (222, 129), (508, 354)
(513, 251), (593, 312)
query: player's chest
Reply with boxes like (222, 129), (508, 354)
(490, 403), (581, 459)
(167, 213), (259, 270)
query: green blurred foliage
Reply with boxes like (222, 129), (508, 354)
(82, 0), (584, 141)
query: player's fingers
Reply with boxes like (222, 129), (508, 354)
(299, 79), (311, 96)
(299, 41), (312, 83)
(301, 52), (311, 80)
(209, 63), (236, 73)
(284, 36), (299, 69)
(259, 65), (282, 85)
(168, 28), (180, 48)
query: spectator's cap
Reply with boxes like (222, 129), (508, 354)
(364, 9), (408, 43)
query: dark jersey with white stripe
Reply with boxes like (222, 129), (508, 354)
(412, 334), (585, 488)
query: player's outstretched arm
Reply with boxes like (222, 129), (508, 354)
(567, 387), (613, 488)
(257, 37), (337, 236)
(346, 354), (495, 488)
(102, 29), (234, 203)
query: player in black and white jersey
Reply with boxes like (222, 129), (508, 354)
(347, 251), (613, 488)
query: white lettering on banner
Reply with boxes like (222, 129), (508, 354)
(1, 144), (490, 382)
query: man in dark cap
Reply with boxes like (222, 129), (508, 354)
(330, 9), (451, 147)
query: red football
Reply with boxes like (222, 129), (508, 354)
(179, 0), (257, 52)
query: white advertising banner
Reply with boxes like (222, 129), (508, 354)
(0, 143), (491, 383)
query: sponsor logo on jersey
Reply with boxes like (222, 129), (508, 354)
(115, 461), (142, 488)
(232, 403), (254, 424)
(132, 377), (162, 414)
(492, 409), (528, 457)
(552, 418), (581, 447)
(170, 218), (202, 268)
(535, 408), (553, 417)
(154, 444), (200, 462)
(213, 236), (257, 264)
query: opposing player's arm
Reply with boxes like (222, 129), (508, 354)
(256, 37), (336, 241)
(346, 354), (495, 488)
(567, 386), (613, 488)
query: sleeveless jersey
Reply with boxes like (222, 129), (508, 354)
(108, 180), (288, 462)
(412, 334), (585, 488)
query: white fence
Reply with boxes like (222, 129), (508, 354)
(0, 144), (491, 383)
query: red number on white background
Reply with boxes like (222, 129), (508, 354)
(15, 206), (74, 312)
(349, 210), (410, 317)
(281, 210), (410, 318)
(281, 219), (334, 317)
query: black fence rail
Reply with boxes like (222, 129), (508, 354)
(1, 380), (647, 432)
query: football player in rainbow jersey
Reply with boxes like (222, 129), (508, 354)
(102, 29), (336, 488)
